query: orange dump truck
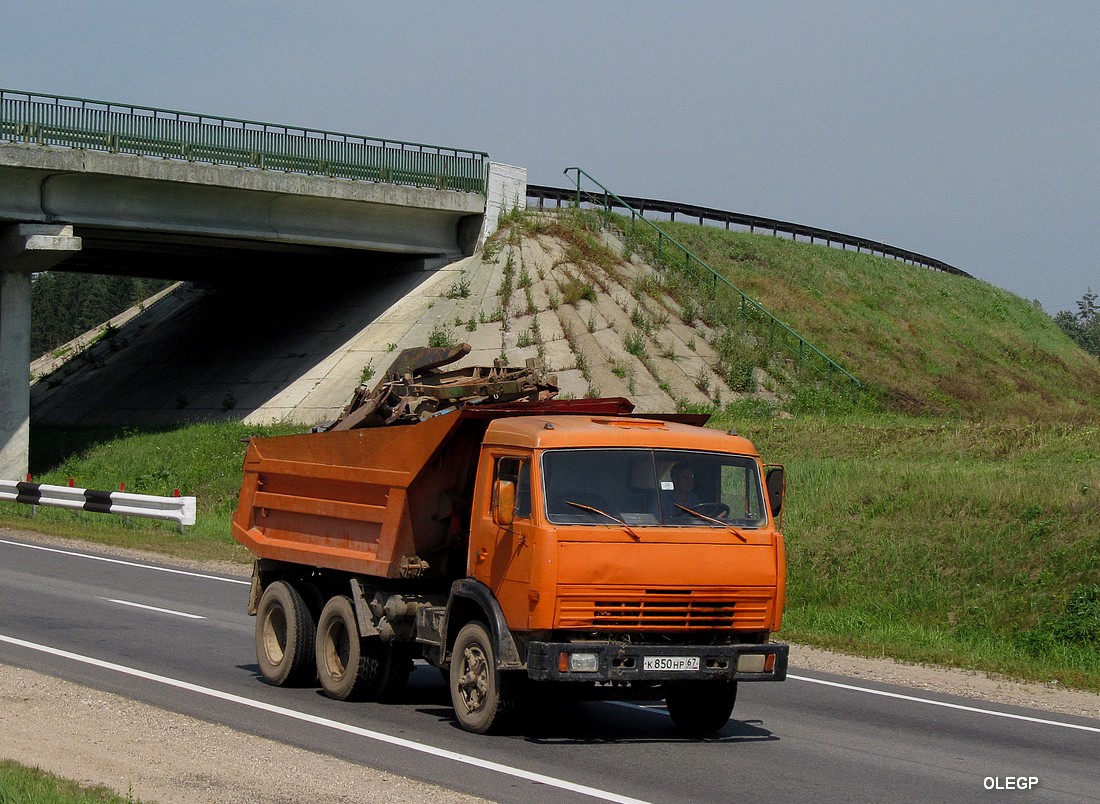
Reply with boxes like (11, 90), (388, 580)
(232, 397), (788, 734)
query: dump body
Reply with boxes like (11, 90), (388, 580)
(233, 410), (472, 579)
(232, 398), (640, 579)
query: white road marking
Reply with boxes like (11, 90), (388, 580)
(0, 634), (652, 804)
(0, 537), (250, 585)
(786, 673), (1100, 733)
(611, 679), (1100, 734)
(100, 598), (205, 619)
(608, 701), (665, 715)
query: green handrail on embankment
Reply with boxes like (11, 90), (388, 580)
(563, 167), (861, 396)
(0, 88), (488, 194)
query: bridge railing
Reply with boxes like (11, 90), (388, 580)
(529, 183), (970, 278)
(0, 88), (488, 194)
(559, 167), (861, 396)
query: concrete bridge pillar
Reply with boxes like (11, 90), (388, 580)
(477, 163), (527, 253)
(0, 223), (82, 479)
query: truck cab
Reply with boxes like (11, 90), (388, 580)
(449, 414), (787, 731)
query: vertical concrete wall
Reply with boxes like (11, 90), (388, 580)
(0, 270), (31, 480)
(0, 224), (82, 479)
(477, 162), (527, 252)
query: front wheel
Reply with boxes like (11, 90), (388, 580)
(665, 681), (737, 735)
(450, 621), (515, 733)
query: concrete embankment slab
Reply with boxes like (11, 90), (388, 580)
(31, 216), (780, 428)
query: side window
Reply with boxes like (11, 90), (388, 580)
(719, 462), (765, 524)
(493, 456), (531, 520)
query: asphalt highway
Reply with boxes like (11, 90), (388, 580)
(1, 533), (1096, 803)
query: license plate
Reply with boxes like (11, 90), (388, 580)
(643, 656), (700, 672)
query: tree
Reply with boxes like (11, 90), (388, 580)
(1055, 288), (1100, 358)
(1077, 288), (1098, 324)
(30, 272), (172, 359)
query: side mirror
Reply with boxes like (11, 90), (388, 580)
(765, 466), (785, 518)
(492, 479), (516, 527)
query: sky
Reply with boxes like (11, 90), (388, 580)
(3, 1), (1096, 314)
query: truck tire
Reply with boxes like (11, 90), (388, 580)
(665, 681), (737, 735)
(255, 580), (317, 687)
(373, 643), (414, 702)
(316, 595), (374, 701)
(450, 621), (515, 733)
(315, 595), (412, 702)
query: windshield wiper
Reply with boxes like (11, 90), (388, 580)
(673, 504), (748, 542)
(564, 500), (641, 541)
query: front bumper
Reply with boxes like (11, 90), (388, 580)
(526, 640), (788, 683)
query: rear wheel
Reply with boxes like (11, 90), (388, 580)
(316, 595), (372, 701)
(665, 681), (737, 735)
(450, 621), (515, 733)
(315, 595), (414, 702)
(255, 580), (316, 686)
(372, 641), (414, 702)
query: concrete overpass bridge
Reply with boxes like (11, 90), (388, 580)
(0, 88), (526, 479)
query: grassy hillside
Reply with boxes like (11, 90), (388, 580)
(652, 220), (1100, 420)
(4, 213), (1098, 691)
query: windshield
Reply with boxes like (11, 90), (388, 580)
(541, 448), (767, 527)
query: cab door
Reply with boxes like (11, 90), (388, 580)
(471, 453), (536, 628)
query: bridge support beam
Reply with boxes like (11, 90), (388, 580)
(0, 223), (82, 479)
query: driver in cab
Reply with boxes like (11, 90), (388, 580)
(666, 462), (701, 508)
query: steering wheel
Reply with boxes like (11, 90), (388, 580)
(693, 502), (731, 519)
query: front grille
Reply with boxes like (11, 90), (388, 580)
(556, 588), (771, 631)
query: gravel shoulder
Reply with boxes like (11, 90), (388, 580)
(2, 529), (1097, 803)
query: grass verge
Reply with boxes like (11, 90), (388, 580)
(718, 411), (1100, 691)
(0, 760), (141, 803)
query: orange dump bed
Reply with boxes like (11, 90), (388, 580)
(232, 411), (478, 578)
(232, 398), (671, 578)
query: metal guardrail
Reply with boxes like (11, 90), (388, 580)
(0, 479), (196, 531)
(528, 183), (971, 278)
(0, 88), (489, 194)
(556, 168), (862, 395)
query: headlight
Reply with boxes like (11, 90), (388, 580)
(558, 652), (599, 672)
(736, 654), (766, 673)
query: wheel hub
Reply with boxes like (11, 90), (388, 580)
(458, 644), (489, 711)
